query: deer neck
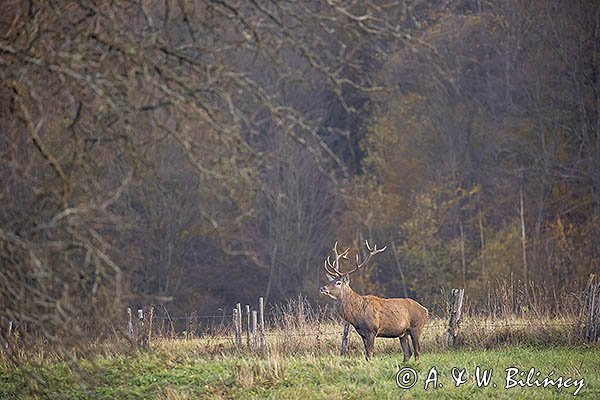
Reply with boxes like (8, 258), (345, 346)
(339, 285), (366, 326)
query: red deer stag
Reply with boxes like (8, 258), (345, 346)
(319, 241), (428, 362)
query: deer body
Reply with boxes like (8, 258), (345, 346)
(320, 241), (428, 361)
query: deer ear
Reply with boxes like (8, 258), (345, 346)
(326, 273), (336, 282)
(342, 274), (350, 283)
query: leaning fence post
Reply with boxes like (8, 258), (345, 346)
(586, 276), (593, 340)
(259, 297), (265, 353)
(252, 310), (258, 352)
(340, 321), (350, 355)
(456, 289), (464, 324)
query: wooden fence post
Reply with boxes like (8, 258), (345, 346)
(137, 308), (147, 348)
(582, 275), (600, 342)
(252, 310), (258, 352)
(259, 297), (265, 353)
(236, 303), (242, 347)
(578, 274), (592, 339)
(245, 305), (251, 350)
(5, 320), (14, 350)
(183, 314), (188, 340)
(340, 321), (350, 355)
(165, 307), (176, 338)
(127, 308), (133, 340)
(594, 282), (600, 342)
(446, 288), (465, 347)
(188, 312), (197, 339)
(233, 307), (241, 347)
(147, 307), (154, 348)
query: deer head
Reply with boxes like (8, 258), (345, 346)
(319, 240), (386, 300)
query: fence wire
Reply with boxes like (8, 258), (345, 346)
(132, 314), (576, 339)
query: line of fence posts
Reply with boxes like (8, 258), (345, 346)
(127, 306), (154, 349)
(578, 274), (600, 342)
(127, 282), (600, 352)
(232, 297), (266, 353)
(434, 277), (600, 346)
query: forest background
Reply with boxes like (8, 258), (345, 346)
(1, 0), (599, 340)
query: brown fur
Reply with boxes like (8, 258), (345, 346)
(321, 278), (428, 361)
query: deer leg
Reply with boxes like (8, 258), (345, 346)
(361, 332), (375, 361)
(409, 328), (421, 361)
(399, 335), (412, 362)
(411, 315), (428, 362)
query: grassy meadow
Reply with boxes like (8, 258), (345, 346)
(1, 315), (598, 399)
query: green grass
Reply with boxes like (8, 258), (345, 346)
(1, 343), (598, 399)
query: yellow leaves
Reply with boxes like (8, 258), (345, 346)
(481, 223), (520, 274)
(463, 15), (484, 28)
(361, 100), (429, 194)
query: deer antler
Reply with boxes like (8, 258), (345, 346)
(344, 240), (387, 276)
(323, 240), (386, 278)
(323, 241), (350, 278)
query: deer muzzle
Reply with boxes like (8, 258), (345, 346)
(320, 285), (338, 299)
